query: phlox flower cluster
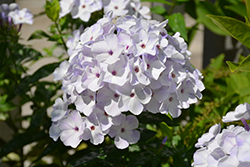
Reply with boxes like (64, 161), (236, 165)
(0, 3), (33, 31)
(193, 102), (250, 167)
(59, 0), (151, 22)
(49, 14), (204, 149)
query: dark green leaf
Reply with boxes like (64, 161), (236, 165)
(196, 1), (228, 36)
(23, 62), (59, 85)
(127, 150), (156, 167)
(208, 15), (250, 49)
(32, 140), (62, 163)
(69, 145), (122, 167)
(45, 0), (60, 22)
(29, 107), (47, 130)
(17, 63), (59, 94)
(166, 13), (188, 41)
(224, 3), (247, 18)
(138, 112), (176, 126)
(160, 146), (176, 157)
(28, 30), (51, 40)
(0, 131), (46, 158)
(139, 129), (157, 143)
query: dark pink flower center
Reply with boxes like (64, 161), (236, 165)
(172, 73), (176, 78)
(89, 95), (94, 100)
(90, 126), (95, 131)
(121, 128), (125, 133)
(141, 44), (146, 49)
(108, 50), (113, 55)
(181, 88), (184, 94)
(82, 5), (86, 8)
(114, 93), (119, 98)
(147, 64), (150, 69)
(112, 70), (117, 76)
(130, 93), (135, 97)
(114, 6), (118, 9)
(96, 73), (100, 78)
(74, 126), (79, 131)
(104, 112), (108, 116)
(169, 97), (173, 102)
(134, 67), (139, 73)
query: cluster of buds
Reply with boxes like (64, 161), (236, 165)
(0, 3), (33, 32)
(193, 103), (250, 166)
(59, 0), (151, 21)
(49, 13), (204, 149)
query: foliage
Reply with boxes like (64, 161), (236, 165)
(1, 0), (250, 167)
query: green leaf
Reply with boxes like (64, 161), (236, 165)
(139, 129), (157, 143)
(138, 112), (176, 126)
(166, 13), (188, 41)
(28, 30), (50, 40)
(159, 122), (173, 141)
(208, 15), (250, 49)
(195, 1), (228, 36)
(224, 3), (247, 18)
(226, 54), (250, 72)
(127, 150), (156, 167)
(150, 6), (167, 15)
(32, 141), (62, 164)
(17, 63), (60, 94)
(0, 95), (15, 112)
(246, 0), (250, 19)
(23, 62), (59, 85)
(0, 131), (46, 158)
(45, 0), (60, 22)
(209, 53), (225, 70)
(141, 0), (173, 6)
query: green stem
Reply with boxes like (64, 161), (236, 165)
(168, 0), (177, 15)
(55, 21), (68, 52)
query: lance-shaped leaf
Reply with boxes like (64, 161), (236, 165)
(226, 54), (250, 72)
(166, 13), (188, 41)
(208, 15), (250, 49)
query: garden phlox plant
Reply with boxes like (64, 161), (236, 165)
(49, 12), (204, 149)
(192, 102), (250, 166)
(0, 3), (33, 31)
(59, 0), (151, 21)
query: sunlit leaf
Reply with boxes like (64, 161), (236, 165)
(208, 15), (250, 49)
(45, 0), (60, 22)
(226, 54), (250, 72)
(246, 0), (250, 19)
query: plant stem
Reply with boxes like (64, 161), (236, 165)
(55, 21), (68, 52)
(169, 0), (177, 15)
